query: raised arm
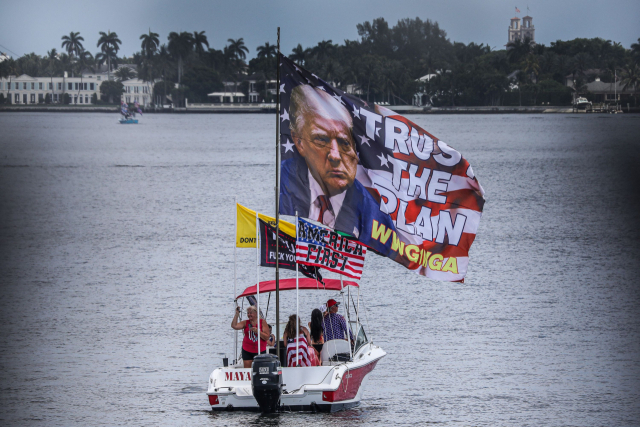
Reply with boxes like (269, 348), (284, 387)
(231, 306), (246, 330)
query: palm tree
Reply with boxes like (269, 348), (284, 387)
(168, 31), (194, 86)
(95, 47), (118, 70)
(193, 31), (209, 58)
(46, 49), (59, 99)
(257, 42), (277, 60)
(506, 37), (533, 65)
(621, 62), (640, 106)
(630, 38), (640, 60)
(314, 40), (334, 61)
(226, 38), (249, 63)
(75, 50), (94, 75)
(156, 44), (172, 105)
(523, 53), (540, 83)
(290, 44), (307, 65)
(226, 38), (249, 94)
(97, 31), (122, 81)
(61, 32), (84, 76)
(140, 29), (160, 58)
(114, 66), (136, 81)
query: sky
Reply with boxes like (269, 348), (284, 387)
(0, 0), (638, 59)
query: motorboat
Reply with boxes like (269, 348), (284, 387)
(574, 97), (592, 110)
(206, 278), (386, 412)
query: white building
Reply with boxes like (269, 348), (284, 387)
(120, 78), (154, 107)
(508, 16), (535, 44)
(0, 73), (103, 104)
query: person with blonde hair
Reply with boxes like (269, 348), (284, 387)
(231, 305), (269, 368)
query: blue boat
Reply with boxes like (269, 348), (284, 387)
(119, 118), (138, 124)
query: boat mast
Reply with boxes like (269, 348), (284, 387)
(275, 27), (281, 360)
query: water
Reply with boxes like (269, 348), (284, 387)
(0, 112), (639, 426)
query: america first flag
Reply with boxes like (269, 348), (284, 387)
(296, 218), (366, 280)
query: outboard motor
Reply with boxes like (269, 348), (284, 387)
(251, 354), (282, 413)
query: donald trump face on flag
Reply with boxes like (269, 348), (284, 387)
(289, 84), (358, 198)
(280, 82), (396, 241)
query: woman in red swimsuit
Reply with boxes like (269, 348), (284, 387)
(231, 305), (269, 368)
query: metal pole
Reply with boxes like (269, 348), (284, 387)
(256, 214), (260, 356)
(341, 276), (353, 360)
(275, 26), (281, 361)
(357, 286), (360, 328)
(234, 197), (238, 363)
(295, 212), (299, 366)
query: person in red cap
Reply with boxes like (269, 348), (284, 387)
(322, 298), (354, 342)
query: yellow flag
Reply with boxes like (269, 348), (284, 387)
(236, 203), (295, 248)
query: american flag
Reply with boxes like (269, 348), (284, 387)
(516, 7), (521, 13)
(296, 218), (366, 280)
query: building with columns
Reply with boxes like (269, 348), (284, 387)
(508, 15), (535, 44)
(0, 73), (102, 104)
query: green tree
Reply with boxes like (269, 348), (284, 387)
(168, 31), (194, 87)
(99, 80), (124, 104)
(61, 32), (84, 76)
(226, 38), (249, 94)
(193, 31), (210, 58)
(114, 67), (136, 81)
(506, 37), (534, 65)
(181, 64), (223, 102)
(620, 61), (640, 106)
(140, 29), (160, 58)
(256, 42), (277, 60)
(290, 44), (308, 65)
(97, 31), (122, 81)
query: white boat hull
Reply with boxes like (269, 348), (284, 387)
(207, 342), (385, 412)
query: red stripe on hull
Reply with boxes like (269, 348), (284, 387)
(322, 360), (379, 402)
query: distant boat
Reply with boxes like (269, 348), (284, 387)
(574, 97), (592, 110)
(119, 118), (138, 124)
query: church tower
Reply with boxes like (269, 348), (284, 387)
(508, 15), (535, 45)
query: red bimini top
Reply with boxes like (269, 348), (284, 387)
(236, 278), (358, 299)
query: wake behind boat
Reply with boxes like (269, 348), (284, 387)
(207, 278), (385, 412)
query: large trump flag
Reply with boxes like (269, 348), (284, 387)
(278, 54), (485, 282)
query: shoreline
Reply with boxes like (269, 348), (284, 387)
(1, 105), (637, 114)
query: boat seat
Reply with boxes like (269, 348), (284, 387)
(320, 339), (351, 364)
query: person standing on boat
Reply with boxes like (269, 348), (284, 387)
(322, 299), (354, 342)
(231, 305), (269, 368)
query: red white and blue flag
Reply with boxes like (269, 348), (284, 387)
(279, 54), (485, 282)
(296, 218), (366, 280)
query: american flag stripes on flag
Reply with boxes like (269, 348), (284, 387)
(279, 54), (484, 282)
(296, 218), (367, 280)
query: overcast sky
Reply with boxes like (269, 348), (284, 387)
(1, 0), (638, 59)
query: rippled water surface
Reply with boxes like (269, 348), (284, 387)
(1, 112), (639, 426)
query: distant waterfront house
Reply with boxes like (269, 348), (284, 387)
(210, 74), (277, 103)
(207, 91), (245, 103)
(120, 78), (154, 107)
(567, 77), (637, 104)
(413, 71), (450, 106)
(0, 73), (101, 105)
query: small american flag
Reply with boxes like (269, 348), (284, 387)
(296, 218), (366, 280)
(516, 7), (521, 13)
